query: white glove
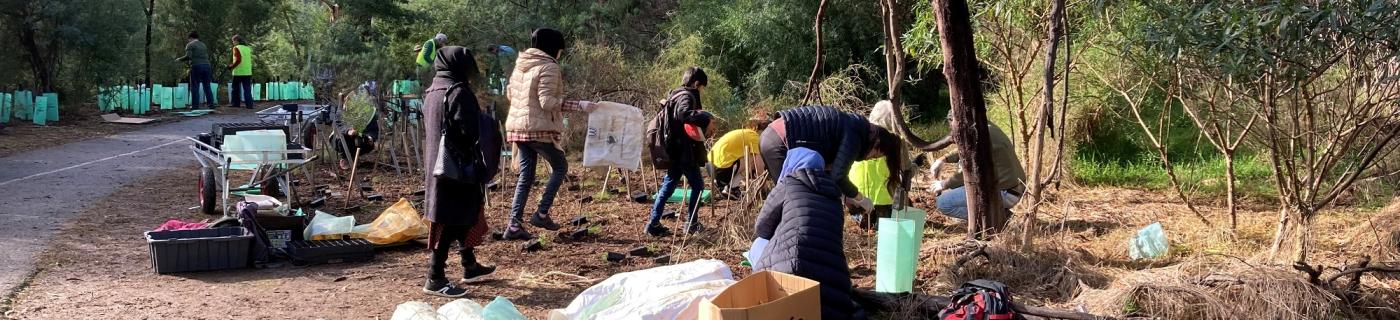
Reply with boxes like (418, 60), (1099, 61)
(577, 100), (596, 112)
(932, 180), (945, 193)
(930, 158), (945, 172)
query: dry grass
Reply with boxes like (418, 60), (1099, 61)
(1340, 199), (1400, 262)
(1076, 259), (1341, 320)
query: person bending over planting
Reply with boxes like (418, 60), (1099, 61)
(707, 115), (770, 199)
(757, 105), (905, 216)
(644, 67), (714, 237)
(502, 28), (600, 240)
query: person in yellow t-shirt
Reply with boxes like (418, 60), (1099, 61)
(707, 116), (771, 198)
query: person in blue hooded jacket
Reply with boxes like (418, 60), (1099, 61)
(752, 147), (867, 320)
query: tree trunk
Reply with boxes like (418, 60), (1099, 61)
(801, 0), (829, 106)
(1292, 206), (1313, 264)
(17, 23), (54, 92)
(1269, 205), (1291, 260)
(146, 0), (155, 90)
(932, 0), (1003, 239)
(1023, 0), (1067, 247)
(1225, 151), (1237, 232)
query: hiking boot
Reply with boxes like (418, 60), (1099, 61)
(684, 222), (705, 235)
(461, 263), (496, 283)
(502, 225), (535, 240)
(423, 279), (468, 298)
(530, 214), (561, 231)
(645, 224), (673, 237)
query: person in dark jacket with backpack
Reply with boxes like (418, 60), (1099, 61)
(753, 147), (866, 320)
(758, 105), (905, 215)
(644, 67), (712, 237)
(420, 46), (496, 297)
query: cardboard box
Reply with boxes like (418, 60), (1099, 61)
(700, 270), (822, 320)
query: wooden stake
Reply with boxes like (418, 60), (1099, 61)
(346, 148), (361, 208)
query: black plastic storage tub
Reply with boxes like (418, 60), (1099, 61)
(145, 227), (253, 274)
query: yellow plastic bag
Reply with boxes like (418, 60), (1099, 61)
(353, 198), (430, 244)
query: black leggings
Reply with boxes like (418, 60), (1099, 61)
(758, 126), (787, 183)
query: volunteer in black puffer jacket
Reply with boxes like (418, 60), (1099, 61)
(753, 147), (867, 320)
(759, 105), (905, 214)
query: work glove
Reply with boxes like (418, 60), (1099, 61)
(845, 195), (874, 213)
(932, 180), (946, 195)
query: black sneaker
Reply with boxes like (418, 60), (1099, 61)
(530, 214), (561, 231)
(461, 263), (496, 283)
(502, 225), (535, 240)
(645, 224), (673, 237)
(685, 222), (705, 234)
(422, 279), (468, 298)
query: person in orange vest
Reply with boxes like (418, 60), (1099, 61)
(227, 35), (255, 109)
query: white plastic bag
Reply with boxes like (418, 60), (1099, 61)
(438, 299), (486, 320)
(391, 301), (446, 320)
(243, 194), (283, 209)
(549, 259), (735, 320)
(304, 210), (355, 240)
(582, 102), (644, 171)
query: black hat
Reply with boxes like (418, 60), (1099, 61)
(530, 28), (565, 59)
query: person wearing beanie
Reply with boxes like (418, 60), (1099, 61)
(644, 67), (712, 237)
(501, 28), (599, 240)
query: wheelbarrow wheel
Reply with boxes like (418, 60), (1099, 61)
(199, 167), (218, 215)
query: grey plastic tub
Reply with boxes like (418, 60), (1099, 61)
(145, 227), (253, 274)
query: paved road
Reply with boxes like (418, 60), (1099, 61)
(0, 113), (257, 294)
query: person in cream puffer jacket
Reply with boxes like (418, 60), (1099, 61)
(502, 28), (598, 240)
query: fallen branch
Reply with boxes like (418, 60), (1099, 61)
(1324, 260), (1400, 284)
(853, 288), (1116, 320)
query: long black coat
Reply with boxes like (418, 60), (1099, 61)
(753, 168), (866, 320)
(778, 105), (873, 199)
(422, 47), (485, 226)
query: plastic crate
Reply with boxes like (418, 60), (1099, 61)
(211, 122), (290, 148)
(286, 239), (375, 265)
(145, 227), (253, 274)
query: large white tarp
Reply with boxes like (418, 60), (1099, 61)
(582, 102), (644, 171)
(548, 259), (735, 320)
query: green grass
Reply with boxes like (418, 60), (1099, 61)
(1070, 154), (1278, 198)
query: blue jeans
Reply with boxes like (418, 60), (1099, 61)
(189, 64), (214, 108)
(231, 76), (254, 108)
(649, 165), (704, 225)
(935, 187), (1020, 220)
(510, 141), (568, 225)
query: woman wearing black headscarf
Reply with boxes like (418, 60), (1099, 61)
(420, 46), (496, 297)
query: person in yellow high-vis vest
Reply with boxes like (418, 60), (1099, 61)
(227, 35), (255, 109)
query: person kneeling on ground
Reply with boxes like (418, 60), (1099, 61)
(927, 113), (1027, 221)
(752, 147), (867, 320)
(848, 100), (915, 230)
(333, 92), (380, 170)
(420, 46), (497, 297)
(645, 67), (713, 237)
(706, 115), (769, 200)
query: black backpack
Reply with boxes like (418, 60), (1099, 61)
(938, 279), (1023, 320)
(433, 82), (499, 184)
(645, 90), (692, 170)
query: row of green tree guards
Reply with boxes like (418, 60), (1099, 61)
(0, 91), (60, 125)
(97, 82), (316, 115)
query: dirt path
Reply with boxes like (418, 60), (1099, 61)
(0, 112), (257, 297)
